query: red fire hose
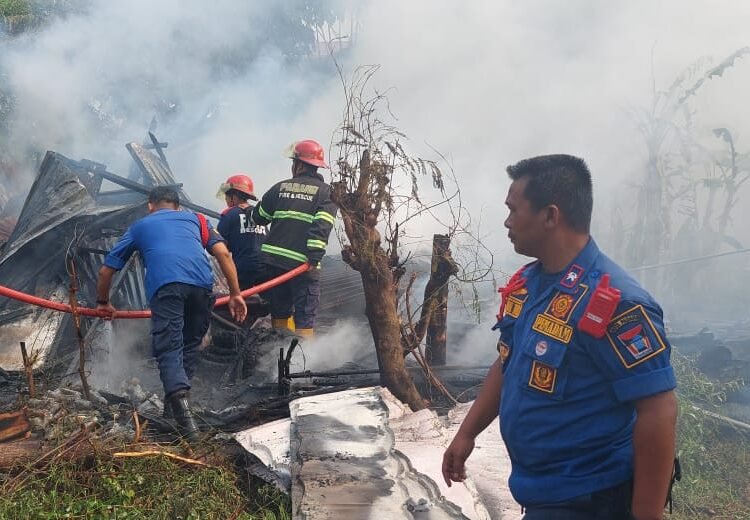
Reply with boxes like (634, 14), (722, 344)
(0, 263), (310, 320)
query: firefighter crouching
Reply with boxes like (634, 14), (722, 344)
(250, 139), (338, 338)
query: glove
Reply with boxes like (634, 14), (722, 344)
(306, 251), (323, 268)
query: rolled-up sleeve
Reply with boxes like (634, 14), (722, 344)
(104, 229), (137, 271)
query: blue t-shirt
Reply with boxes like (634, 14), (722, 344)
(217, 206), (266, 286)
(493, 238), (676, 506)
(104, 209), (224, 301)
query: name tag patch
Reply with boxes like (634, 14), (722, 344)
(532, 314), (573, 344)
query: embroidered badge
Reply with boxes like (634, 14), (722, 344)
(619, 325), (652, 359)
(606, 305), (667, 368)
(532, 314), (574, 343)
(560, 264), (584, 288)
(550, 293), (574, 320)
(535, 340), (548, 356)
(504, 287), (529, 319)
(528, 360), (556, 393)
(498, 340), (511, 363)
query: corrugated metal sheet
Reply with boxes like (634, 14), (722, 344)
(235, 387), (520, 519)
(289, 387), (470, 520)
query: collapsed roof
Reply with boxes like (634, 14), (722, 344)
(0, 138), (365, 382)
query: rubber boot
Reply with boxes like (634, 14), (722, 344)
(295, 328), (314, 338)
(168, 390), (200, 443)
(163, 399), (173, 419)
(272, 317), (295, 332)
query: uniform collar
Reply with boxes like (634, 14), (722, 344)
(554, 237), (600, 294)
(295, 171), (324, 182)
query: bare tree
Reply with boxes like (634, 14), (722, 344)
(329, 64), (491, 410)
(621, 49), (748, 270)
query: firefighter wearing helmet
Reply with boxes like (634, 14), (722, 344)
(216, 173), (267, 290)
(250, 139), (338, 338)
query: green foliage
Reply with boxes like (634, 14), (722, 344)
(0, 451), (291, 519)
(671, 353), (750, 519)
(0, 0), (29, 17)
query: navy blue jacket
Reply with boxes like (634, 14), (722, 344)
(217, 205), (266, 285)
(494, 238), (676, 505)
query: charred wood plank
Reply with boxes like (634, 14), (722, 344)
(0, 408), (30, 443)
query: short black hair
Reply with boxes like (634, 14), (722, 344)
(148, 186), (180, 206)
(506, 154), (593, 232)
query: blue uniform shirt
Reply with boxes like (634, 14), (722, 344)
(104, 209), (223, 302)
(217, 206), (266, 285)
(494, 238), (676, 506)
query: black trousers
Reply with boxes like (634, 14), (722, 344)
(262, 264), (320, 329)
(522, 480), (632, 520)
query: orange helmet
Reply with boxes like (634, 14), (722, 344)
(288, 139), (329, 169)
(217, 173), (257, 200)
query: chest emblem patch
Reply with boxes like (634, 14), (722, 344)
(528, 360), (556, 393)
(550, 293), (574, 320)
(542, 284), (589, 324)
(535, 340), (548, 356)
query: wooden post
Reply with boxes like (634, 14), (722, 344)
(426, 234), (453, 366)
(19, 341), (35, 398)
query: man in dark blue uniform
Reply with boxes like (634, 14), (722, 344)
(442, 155), (678, 520)
(95, 187), (247, 441)
(216, 173), (267, 290)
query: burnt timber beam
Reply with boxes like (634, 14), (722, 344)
(77, 162), (221, 219)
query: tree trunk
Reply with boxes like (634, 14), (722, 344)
(360, 259), (426, 410)
(333, 150), (426, 411)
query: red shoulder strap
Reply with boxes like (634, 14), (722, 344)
(196, 213), (209, 248)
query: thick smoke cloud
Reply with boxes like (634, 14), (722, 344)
(2, 1), (749, 328)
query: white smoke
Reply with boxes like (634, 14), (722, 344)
(2, 0), (749, 350)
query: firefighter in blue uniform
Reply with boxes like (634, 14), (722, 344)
(96, 186), (247, 442)
(216, 173), (267, 290)
(442, 155), (678, 520)
(251, 139), (337, 338)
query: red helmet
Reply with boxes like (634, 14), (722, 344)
(217, 173), (257, 200)
(288, 139), (329, 169)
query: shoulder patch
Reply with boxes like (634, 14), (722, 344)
(606, 304), (667, 368)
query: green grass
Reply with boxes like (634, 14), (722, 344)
(0, 449), (291, 520)
(670, 353), (750, 519)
